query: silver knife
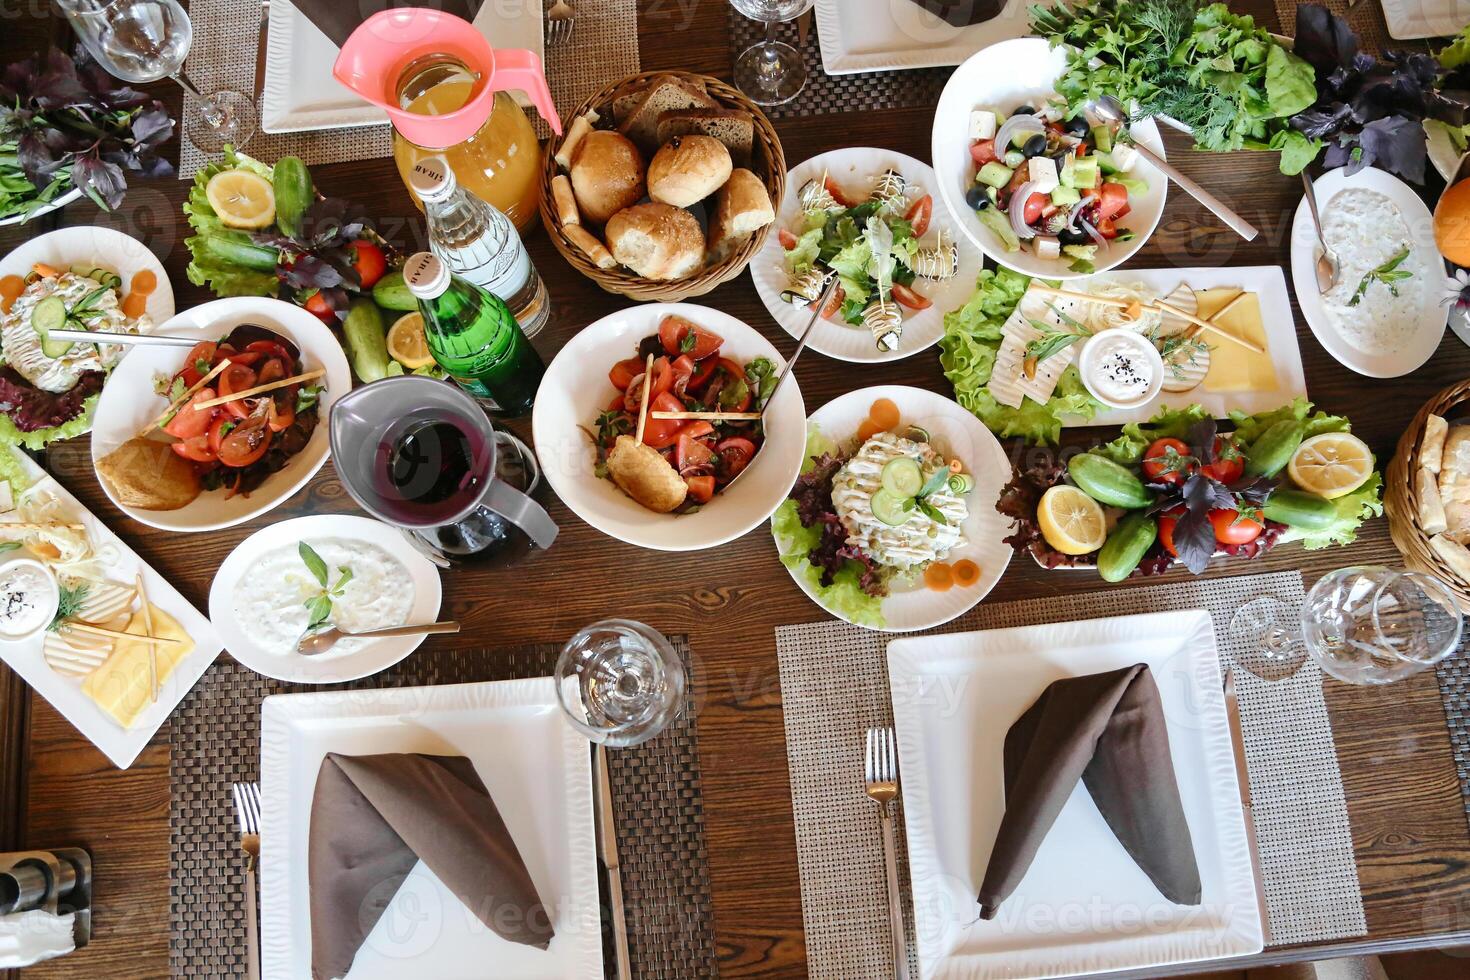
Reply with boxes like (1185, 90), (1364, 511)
(1223, 670), (1267, 921)
(595, 743), (631, 980)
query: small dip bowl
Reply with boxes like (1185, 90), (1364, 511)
(0, 557), (59, 641)
(1078, 328), (1165, 411)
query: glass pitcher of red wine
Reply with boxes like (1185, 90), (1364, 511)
(328, 376), (557, 567)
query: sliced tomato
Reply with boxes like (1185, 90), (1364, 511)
(890, 283), (932, 311)
(684, 475), (716, 504)
(1095, 182), (1129, 222)
(267, 397), (295, 433)
(1141, 437), (1193, 485)
(778, 228), (799, 250)
(1095, 216), (1118, 239)
(641, 392), (686, 449)
(218, 364), (259, 420)
(348, 240), (388, 288)
(680, 420), (715, 440)
(162, 388), (218, 440)
(905, 194), (933, 237)
(813, 282), (846, 321)
(1210, 508), (1263, 546)
(1201, 435), (1245, 485)
(245, 339), (295, 367)
(217, 415), (273, 468)
(716, 436), (757, 479)
(675, 434), (716, 471)
(207, 414), (235, 456)
(256, 358), (286, 386)
(687, 355), (719, 392)
(1158, 507), (1185, 557)
(969, 139), (998, 166)
(657, 316), (723, 359)
(1022, 192), (1047, 226)
(824, 174), (858, 208)
(609, 356), (644, 391)
(220, 350), (263, 368)
(716, 436), (757, 457)
(170, 434), (215, 463)
(178, 342), (218, 387)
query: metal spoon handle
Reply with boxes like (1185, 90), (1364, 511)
(1300, 170), (1327, 246)
(345, 620), (461, 639)
(47, 329), (201, 348)
(1130, 141), (1259, 241)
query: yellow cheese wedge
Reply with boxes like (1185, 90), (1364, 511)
(81, 604), (194, 729)
(1193, 289), (1277, 394)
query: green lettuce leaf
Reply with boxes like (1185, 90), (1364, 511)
(1440, 26), (1470, 70)
(786, 225), (824, 276)
(1279, 472), (1384, 550)
(1227, 396), (1349, 446)
(1094, 403), (1211, 466)
(1264, 45), (1316, 118)
(0, 394), (100, 451)
(0, 446), (35, 493)
(184, 147), (279, 298)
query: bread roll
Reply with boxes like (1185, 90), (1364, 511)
(707, 168), (774, 263)
(606, 203), (705, 280)
(563, 224), (617, 269)
(570, 130), (645, 225)
(647, 136), (732, 208)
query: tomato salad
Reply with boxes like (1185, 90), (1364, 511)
(592, 315), (776, 510)
(157, 324), (322, 497)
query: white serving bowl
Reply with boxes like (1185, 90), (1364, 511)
(532, 303), (806, 552)
(931, 36), (1169, 280)
(90, 296), (352, 532)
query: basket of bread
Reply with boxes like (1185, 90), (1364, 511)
(540, 70), (784, 301)
(1386, 379), (1470, 604)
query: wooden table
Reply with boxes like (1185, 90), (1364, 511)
(3, 1), (1470, 978)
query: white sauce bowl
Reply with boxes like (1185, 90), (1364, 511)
(1078, 328), (1165, 411)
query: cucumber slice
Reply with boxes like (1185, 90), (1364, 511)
(977, 162), (1013, 188)
(904, 425), (931, 443)
(948, 472), (976, 495)
(29, 297), (73, 358)
(69, 263), (92, 278)
(870, 488), (912, 527)
(881, 456), (924, 497)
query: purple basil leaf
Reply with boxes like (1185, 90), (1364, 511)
(279, 253), (345, 291)
(1293, 103), (1354, 139)
(1358, 115), (1426, 183)
(128, 107), (175, 147)
(1188, 418), (1218, 462)
(1173, 508), (1217, 575)
(71, 154), (126, 209)
(1296, 4), (1359, 75)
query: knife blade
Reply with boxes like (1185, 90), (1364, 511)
(1223, 669), (1268, 922)
(595, 743), (631, 980)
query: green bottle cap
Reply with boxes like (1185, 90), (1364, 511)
(403, 252), (450, 299)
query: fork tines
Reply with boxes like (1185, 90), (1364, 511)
(865, 726), (898, 787)
(546, 10), (575, 45)
(233, 781), (262, 836)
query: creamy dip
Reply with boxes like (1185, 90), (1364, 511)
(1, 272), (150, 392)
(1319, 188), (1435, 355)
(232, 538), (414, 657)
(1081, 329), (1159, 407)
(0, 559), (56, 639)
(831, 433), (968, 569)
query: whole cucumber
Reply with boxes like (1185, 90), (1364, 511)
(202, 231), (280, 272)
(1244, 420), (1305, 478)
(342, 297), (391, 382)
(1068, 452), (1153, 509)
(372, 269), (417, 311)
(1097, 513), (1158, 583)
(1262, 489), (1338, 530)
(272, 156), (313, 238)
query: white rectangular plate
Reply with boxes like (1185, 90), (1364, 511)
(888, 610), (1263, 979)
(0, 447), (221, 769)
(1382, 0), (1470, 40)
(1078, 265), (1306, 427)
(814, 0), (1031, 74)
(260, 678), (602, 980)
(261, 0), (544, 134)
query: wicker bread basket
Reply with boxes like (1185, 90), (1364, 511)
(539, 70), (785, 302)
(1384, 378), (1470, 605)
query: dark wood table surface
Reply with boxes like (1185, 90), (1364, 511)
(4, 1), (1470, 978)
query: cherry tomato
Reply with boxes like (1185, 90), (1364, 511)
(969, 139), (998, 166)
(1095, 182), (1130, 222)
(674, 434), (716, 471)
(1158, 507), (1185, 557)
(824, 174), (857, 208)
(219, 364), (259, 420)
(1210, 508), (1263, 546)
(1022, 192), (1047, 226)
(348, 240), (388, 288)
(657, 316), (723, 359)
(1141, 437), (1193, 485)
(1201, 435), (1245, 485)
(170, 434), (215, 463)
(905, 194), (933, 237)
(641, 393), (687, 449)
(890, 283), (932, 311)
(778, 228), (799, 250)
(178, 342), (218, 387)
(218, 415), (273, 468)
(609, 356), (644, 391)
(303, 290), (336, 323)
(684, 475), (716, 503)
(622, 357), (675, 411)
(162, 388), (218, 440)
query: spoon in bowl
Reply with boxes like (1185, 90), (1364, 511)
(296, 620), (461, 657)
(1300, 170), (1340, 294)
(1086, 95), (1259, 242)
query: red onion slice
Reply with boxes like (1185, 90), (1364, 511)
(1078, 216), (1108, 249)
(995, 115), (1044, 157)
(1009, 180), (1039, 240)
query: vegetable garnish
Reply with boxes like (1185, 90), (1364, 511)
(1348, 247), (1413, 307)
(298, 542), (354, 630)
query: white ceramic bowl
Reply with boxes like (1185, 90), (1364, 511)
(532, 303), (806, 551)
(90, 296), (352, 532)
(931, 36), (1168, 280)
(0, 224), (174, 330)
(1078, 328), (1165, 410)
(0, 187), (83, 227)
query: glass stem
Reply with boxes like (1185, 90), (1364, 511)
(171, 71), (227, 128)
(760, 18), (781, 82)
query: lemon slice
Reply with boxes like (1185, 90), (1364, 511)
(206, 170), (275, 230)
(1038, 485), (1107, 555)
(1287, 432), (1374, 499)
(387, 312), (434, 369)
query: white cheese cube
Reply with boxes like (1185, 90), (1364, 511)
(968, 109), (997, 141)
(1111, 143), (1139, 172)
(1027, 156), (1059, 194)
(1036, 237), (1061, 259)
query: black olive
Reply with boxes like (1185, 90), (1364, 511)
(1015, 104), (1036, 116)
(1058, 226), (1088, 246)
(1065, 114), (1091, 136)
(965, 186), (990, 210)
(1022, 134), (1047, 157)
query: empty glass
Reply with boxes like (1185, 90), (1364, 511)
(730, 0), (816, 107)
(53, 0), (257, 153)
(1228, 566), (1464, 684)
(555, 620), (684, 747)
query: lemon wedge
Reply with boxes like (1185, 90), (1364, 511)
(387, 312), (434, 370)
(1287, 432), (1374, 499)
(206, 170), (276, 230)
(1038, 485), (1107, 555)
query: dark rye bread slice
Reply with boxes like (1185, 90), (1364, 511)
(655, 108), (755, 167)
(617, 75), (718, 154)
(612, 76), (711, 125)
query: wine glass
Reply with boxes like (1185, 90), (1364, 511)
(1228, 566), (1464, 684)
(555, 619), (685, 747)
(52, 0), (257, 153)
(730, 0), (817, 107)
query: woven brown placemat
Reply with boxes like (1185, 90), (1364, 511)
(1272, 0), (1404, 56)
(727, 9), (954, 119)
(168, 637), (718, 980)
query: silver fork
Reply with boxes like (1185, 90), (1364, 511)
(546, 0), (575, 45)
(232, 782), (262, 980)
(865, 727), (909, 980)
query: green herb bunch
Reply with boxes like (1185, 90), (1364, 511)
(298, 542), (354, 630)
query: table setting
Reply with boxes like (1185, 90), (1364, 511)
(6, 0), (1470, 978)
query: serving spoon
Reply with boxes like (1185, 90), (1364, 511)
(1300, 170), (1340, 294)
(296, 620), (461, 657)
(1086, 95), (1259, 242)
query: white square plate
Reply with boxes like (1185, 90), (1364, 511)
(261, 0), (544, 134)
(0, 447), (221, 769)
(887, 610), (1263, 979)
(1382, 0), (1470, 40)
(814, 0), (1031, 74)
(260, 678), (602, 980)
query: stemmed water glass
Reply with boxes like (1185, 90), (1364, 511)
(555, 619), (685, 747)
(53, 0), (257, 153)
(1228, 566), (1464, 684)
(730, 0), (817, 107)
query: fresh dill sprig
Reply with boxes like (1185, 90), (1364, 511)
(48, 582), (90, 632)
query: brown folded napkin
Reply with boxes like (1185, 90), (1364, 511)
(976, 664), (1202, 919)
(292, 0), (484, 48)
(308, 752), (553, 980)
(902, 0), (1008, 28)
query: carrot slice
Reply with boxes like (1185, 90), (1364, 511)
(856, 418), (883, 442)
(130, 268), (158, 295)
(924, 562), (954, 592)
(868, 397), (901, 431)
(120, 292), (147, 318)
(32, 263), (60, 279)
(952, 559), (981, 588)
(0, 275), (24, 314)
